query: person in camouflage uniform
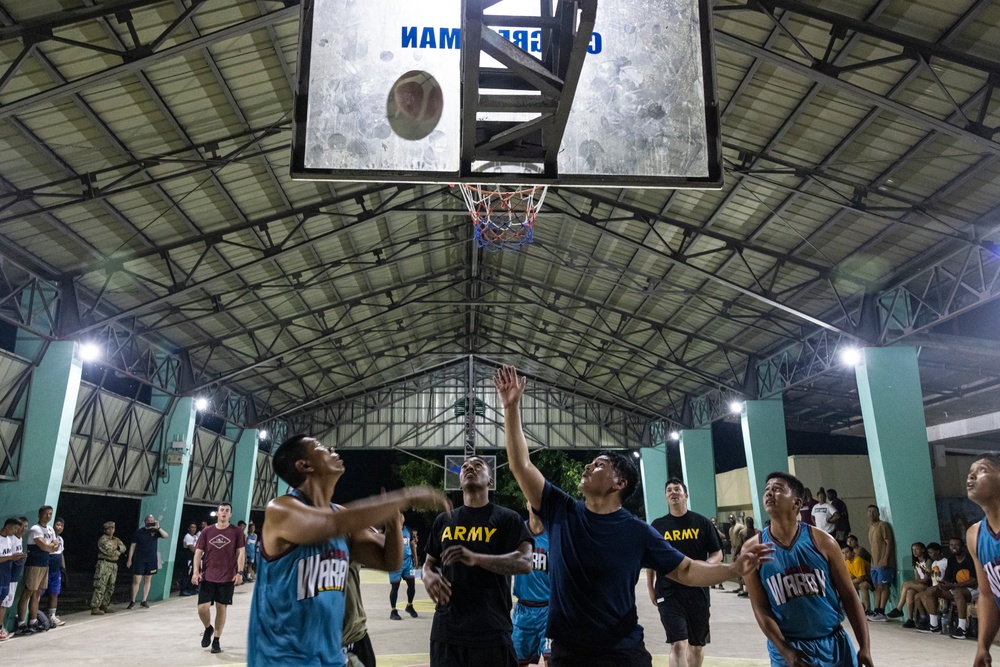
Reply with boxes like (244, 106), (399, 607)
(90, 521), (125, 615)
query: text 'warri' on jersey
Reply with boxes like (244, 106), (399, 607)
(296, 548), (348, 601)
(765, 564), (829, 606)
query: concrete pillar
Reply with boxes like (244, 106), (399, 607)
(231, 428), (259, 526)
(0, 340), (82, 517)
(138, 396), (197, 601)
(740, 398), (789, 522)
(640, 444), (669, 523)
(680, 427), (717, 520)
(855, 346), (938, 580)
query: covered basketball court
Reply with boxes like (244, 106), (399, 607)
(0, 0), (999, 665)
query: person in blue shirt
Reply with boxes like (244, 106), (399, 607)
(742, 472), (872, 667)
(512, 502), (550, 667)
(494, 365), (772, 667)
(247, 434), (449, 667)
(244, 522), (258, 582)
(965, 453), (1000, 665)
(388, 516), (418, 620)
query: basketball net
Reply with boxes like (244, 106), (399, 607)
(460, 183), (548, 252)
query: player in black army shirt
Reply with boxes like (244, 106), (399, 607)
(645, 478), (723, 667)
(423, 456), (533, 667)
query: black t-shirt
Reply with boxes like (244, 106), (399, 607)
(132, 527), (161, 563)
(830, 498), (850, 533)
(944, 554), (975, 586)
(425, 502), (533, 646)
(650, 511), (722, 599)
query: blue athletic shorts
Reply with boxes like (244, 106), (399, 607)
(767, 628), (858, 667)
(44, 568), (61, 596)
(389, 556), (414, 583)
(870, 567), (895, 586)
(512, 603), (550, 662)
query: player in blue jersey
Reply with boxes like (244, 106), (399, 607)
(743, 472), (873, 667)
(965, 453), (1000, 664)
(513, 502), (550, 666)
(247, 434), (449, 667)
(495, 366), (772, 667)
(388, 516), (418, 620)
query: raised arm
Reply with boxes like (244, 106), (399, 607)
(494, 365), (545, 509)
(969, 523), (998, 667)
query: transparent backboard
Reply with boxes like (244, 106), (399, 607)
(291, 0), (721, 188)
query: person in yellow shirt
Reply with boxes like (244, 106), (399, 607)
(843, 544), (873, 615)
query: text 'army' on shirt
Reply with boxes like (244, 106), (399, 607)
(296, 548), (348, 601)
(663, 528), (700, 542)
(440, 525), (498, 542)
(765, 565), (828, 605)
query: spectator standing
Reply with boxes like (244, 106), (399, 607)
(866, 505), (895, 622)
(827, 489), (851, 545)
(388, 514), (418, 621)
(180, 523), (199, 596)
(16, 505), (59, 635)
(799, 488), (817, 526)
(245, 522), (258, 582)
(127, 514), (167, 609)
(710, 518), (727, 589)
(736, 518), (760, 598)
(810, 489), (835, 536)
(44, 517), (67, 627)
(192, 502), (246, 654)
(645, 478), (723, 667)
(842, 544), (873, 615)
(90, 521), (126, 615)
(0, 518), (26, 640)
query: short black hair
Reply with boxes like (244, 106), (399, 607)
(273, 433), (313, 488)
(975, 452), (1000, 470)
(665, 477), (687, 493)
(55, 517), (65, 525)
(3, 517), (19, 528)
(38, 505), (52, 515)
(237, 520), (246, 526)
(765, 471), (805, 500)
(927, 542), (942, 552)
(826, 488), (838, 499)
(219, 502), (233, 510)
(867, 504), (878, 511)
(597, 451), (639, 502)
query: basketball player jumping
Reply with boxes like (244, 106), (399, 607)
(743, 472), (873, 667)
(246, 434), (449, 667)
(965, 453), (1000, 666)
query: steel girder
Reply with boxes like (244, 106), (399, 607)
(185, 425), (236, 505)
(0, 352), (31, 481)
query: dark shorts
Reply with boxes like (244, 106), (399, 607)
(430, 639), (517, 667)
(548, 642), (652, 667)
(131, 560), (157, 576)
(346, 632), (376, 667)
(657, 588), (711, 646)
(198, 580), (235, 606)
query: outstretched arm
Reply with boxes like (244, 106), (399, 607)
(667, 541), (773, 587)
(970, 523), (998, 667)
(494, 365), (545, 509)
(441, 541), (532, 575)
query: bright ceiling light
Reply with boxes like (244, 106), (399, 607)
(195, 397), (209, 411)
(840, 347), (862, 367)
(669, 431), (680, 441)
(632, 450), (641, 459)
(78, 342), (101, 363)
(258, 430), (269, 441)
(730, 400), (744, 414)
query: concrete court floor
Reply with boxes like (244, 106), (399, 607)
(0, 569), (978, 666)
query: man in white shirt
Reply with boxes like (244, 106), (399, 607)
(0, 518), (26, 641)
(181, 523), (199, 596)
(17, 507), (59, 634)
(45, 518), (67, 626)
(810, 488), (836, 535)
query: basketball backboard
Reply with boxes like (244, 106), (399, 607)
(291, 0), (721, 188)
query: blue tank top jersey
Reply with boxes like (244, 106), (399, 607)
(247, 490), (350, 667)
(402, 525), (412, 561)
(758, 523), (844, 640)
(977, 519), (1000, 607)
(513, 524), (549, 603)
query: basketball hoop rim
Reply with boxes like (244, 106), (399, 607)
(458, 183), (547, 197)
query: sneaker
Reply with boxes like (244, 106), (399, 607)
(951, 627), (969, 639)
(211, 638), (222, 654)
(916, 621), (932, 633)
(0, 628), (9, 641)
(389, 609), (402, 621)
(139, 601), (149, 609)
(737, 591), (749, 598)
(870, 613), (887, 622)
(864, 609), (875, 618)
(15, 624), (34, 636)
(930, 624), (942, 634)
(886, 608), (904, 619)
(201, 625), (214, 648)
(405, 604), (418, 618)
(90, 608), (105, 616)
(126, 601), (135, 610)
(49, 615), (65, 627)
(902, 619), (916, 629)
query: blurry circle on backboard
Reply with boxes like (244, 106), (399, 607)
(386, 70), (444, 141)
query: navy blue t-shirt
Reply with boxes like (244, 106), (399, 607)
(132, 527), (161, 563)
(539, 482), (686, 650)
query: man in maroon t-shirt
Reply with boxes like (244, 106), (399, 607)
(192, 502), (246, 654)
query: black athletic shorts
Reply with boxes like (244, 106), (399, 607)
(346, 632), (376, 667)
(131, 560), (157, 576)
(657, 588), (711, 646)
(198, 580), (235, 606)
(548, 642), (652, 667)
(430, 639), (517, 667)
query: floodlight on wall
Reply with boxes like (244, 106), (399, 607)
(669, 431), (680, 441)
(729, 400), (744, 415)
(195, 397), (209, 411)
(78, 342), (101, 363)
(258, 430), (269, 441)
(840, 347), (862, 367)
(632, 450), (641, 459)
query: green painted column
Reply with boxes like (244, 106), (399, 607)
(139, 396), (197, 601)
(740, 398), (789, 522)
(640, 444), (669, 522)
(681, 427), (717, 520)
(0, 340), (82, 517)
(231, 428), (259, 525)
(854, 346), (938, 581)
